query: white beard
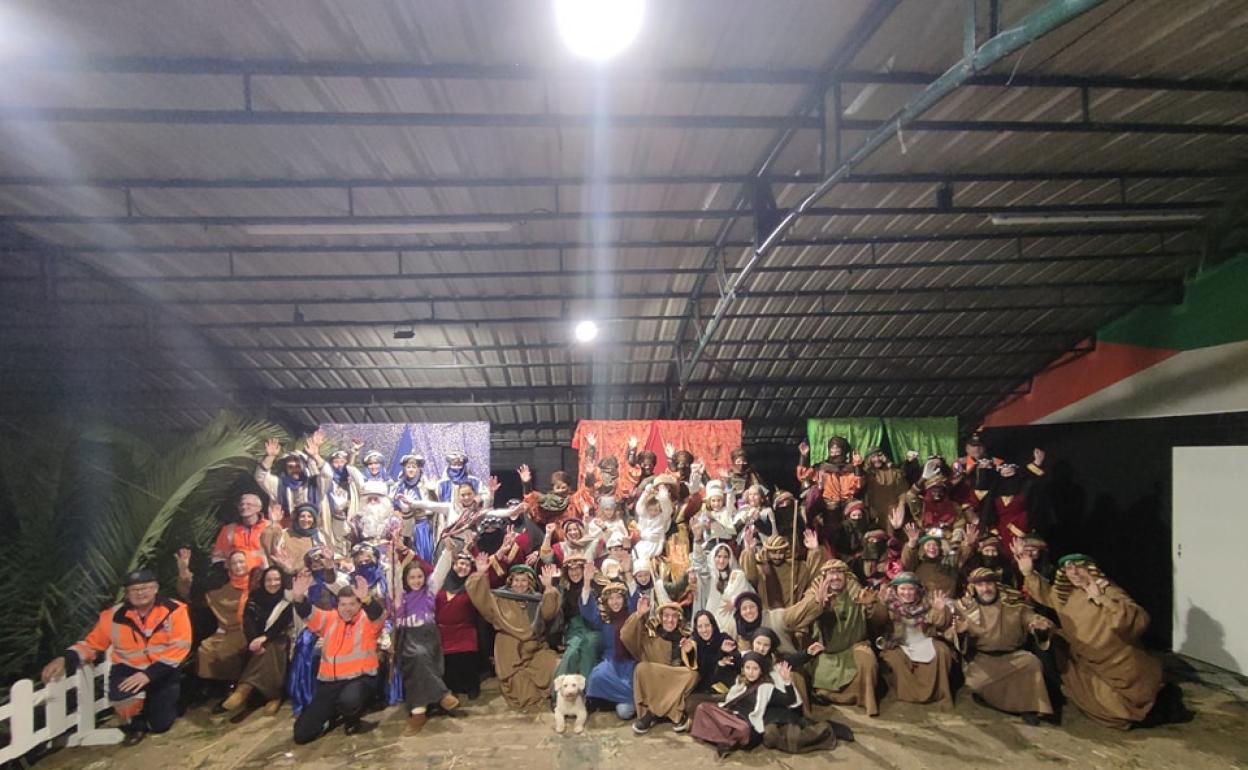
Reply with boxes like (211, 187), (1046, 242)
(358, 498), (394, 540)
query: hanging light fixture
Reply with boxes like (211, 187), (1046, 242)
(554, 0), (645, 62)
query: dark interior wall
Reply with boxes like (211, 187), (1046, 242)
(984, 412), (1248, 648)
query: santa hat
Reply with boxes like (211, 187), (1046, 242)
(704, 480), (726, 499)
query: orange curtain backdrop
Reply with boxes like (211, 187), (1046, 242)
(651, 420), (743, 480)
(571, 420), (657, 497)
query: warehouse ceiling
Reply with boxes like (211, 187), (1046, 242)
(0, 0), (1246, 445)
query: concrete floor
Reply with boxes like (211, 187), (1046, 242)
(32, 660), (1248, 770)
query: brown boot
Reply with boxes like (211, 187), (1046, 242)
(262, 698), (281, 716)
(222, 683), (253, 712)
(439, 693), (460, 711)
(406, 712), (428, 734)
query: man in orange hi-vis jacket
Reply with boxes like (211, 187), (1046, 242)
(41, 569), (192, 746)
(290, 570), (387, 744)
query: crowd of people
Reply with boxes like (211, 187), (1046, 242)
(39, 430), (1193, 755)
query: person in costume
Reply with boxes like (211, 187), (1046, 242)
(633, 479), (674, 565)
(175, 548), (251, 710)
(723, 447), (764, 502)
(850, 529), (891, 591)
(958, 524), (1020, 589)
(352, 480), (401, 551)
(953, 567), (1055, 725)
(257, 434), (323, 523)
(466, 557), (562, 710)
(686, 610), (741, 711)
(319, 442), (363, 555)
(437, 450), (491, 507)
(691, 538), (751, 636)
(520, 464), (574, 528)
(572, 432), (623, 513)
(900, 524), (959, 596)
(359, 449), (391, 485)
(278, 503), (323, 574)
(629, 557), (689, 612)
(745, 627), (822, 718)
(41, 568), (192, 746)
(733, 484), (776, 545)
(689, 652), (807, 757)
(907, 463), (962, 533)
(861, 448), (910, 529)
(431, 544), (485, 700)
(835, 499), (873, 560)
(392, 453), (445, 562)
(666, 446), (705, 496)
(690, 479), (737, 549)
(392, 556), (461, 733)
(579, 571), (639, 719)
(797, 437), (864, 551)
(731, 592), (766, 649)
(624, 596), (700, 735)
(551, 550), (602, 686)
(539, 517), (603, 566)
(290, 571), (387, 744)
(877, 572), (956, 710)
(234, 565), (293, 716)
(625, 436), (660, 506)
(584, 494), (632, 548)
(211, 492), (281, 571)
(783, 559), (884, 716)
(978, 453), (1050, 556)
(1018, 548), (1190, 729)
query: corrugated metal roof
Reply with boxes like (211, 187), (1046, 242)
(1, 0), (1244, 444)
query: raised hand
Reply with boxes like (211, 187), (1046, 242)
(175, 547), (192, 574)
(291, 571), (313, 601)
(777, 661), (793, 684)
(525, 551), (540, 568)
(807, 641), (826, 656)
(690, 461), (705, 477)
(1010, 538), (1032, 573)
(474, 553), (491, 574)
(664, 443), (676, 459)
(582, 502), (593, 517)
(803, 529), (819, 551)
(905, 450), (920, 461)
(721, 637), (736, 654)
(545, 522), (558, 538)
(488, 475), (501, 495)
(1084, 578), (1103, 599)
(856, 588), (878, 606)
(583, 560), (598, 584)
(351, 437), (364, 452)
(964, 522), (980, 545)
(268, 500), (285, 525)
(680, 637), (696, 654)
(813, 574), (831, 605)
(743, 526), (757, 551)
(798, 441), (810, 457)
(264, 438), (281, 458)
(586, 432), (597, 447)
(352, 575), (370, 602)
(904, 522), (920, 545)
(851, 452), (862, 466)
(628, 435), (638, 450)
(517, 464), (532, 484)
(540, 563), (560, 589)
(931, 588), (949, 607)
(889, 502), (906, 531)
(635, 594), (651, 616)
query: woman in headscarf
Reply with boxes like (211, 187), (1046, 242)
(1019, 548), (1189, 729)
(579, 574), (638, 719)
(731, 592), (765, 649)
(733, 484), (775, 544)
(877, 572), (956, 710)
(175, 548), (251, 711)
(393, 557), (460, 733)
(629, 557), (690, 613)
(234, 565), (294, 715)
(279, 504), (322, 573)
(685, 610), (740, 711)
(689, 652), (803, 757)
(692, 539), (751, 636)
(551, 552), (601, 686)
(436, 546), (485, 699)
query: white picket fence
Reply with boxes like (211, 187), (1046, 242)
(0, 661), (123, 764)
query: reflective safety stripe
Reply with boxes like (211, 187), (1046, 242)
(315, 609), (380, 680)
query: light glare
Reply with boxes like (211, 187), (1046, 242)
(574, 320), (599, 343)
(555, 0), (644, 62)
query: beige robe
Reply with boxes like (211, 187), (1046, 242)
(958, 598), (1053, 716)
(178, 577), (247, 681)
(879, 599), (955, 709)
(620, 611), (699, 722)
(901, 544), (959, 596)
(864, 467), (909, 528)
(1025, 572), (1162, 729)
(466, 574), (561, 710)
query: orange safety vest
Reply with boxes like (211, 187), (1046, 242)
(213, 522), (271, 571)
(306, 605), (384, 681)
(71, 598), (192, 672)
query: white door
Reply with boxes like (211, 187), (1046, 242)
(1172, 446), (1248, 674)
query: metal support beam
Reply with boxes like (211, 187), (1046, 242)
(674, 0), (1109, 402)
(0, 106), (820, 131)
(835, 69), (1248, 94)
(838, 117), (1248, 136)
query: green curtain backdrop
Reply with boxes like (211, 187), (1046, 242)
(881, 417), (959, 461)
(806, 418), (885, 460)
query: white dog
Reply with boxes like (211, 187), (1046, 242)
(552, 674), (587, 735)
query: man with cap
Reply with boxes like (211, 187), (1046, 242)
(1018, 548), (1190, 729)
(741, 528), (822, 612)
(958, 524), (1020, 589)
(877, 571), (956, 710)
(850, 529), (891, 591)
(783, 559), (884, 716)
(835, 499), (873, 559)
(42, 568), (192, 745)
(954, 567), (1055, 725)
(625, 595), (700, 734)
(467, 556), (562, 710)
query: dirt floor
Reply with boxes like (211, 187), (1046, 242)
(30, 658), (1248, 770)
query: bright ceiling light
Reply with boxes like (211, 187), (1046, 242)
(555, 0), (645, 62)
(573, 319), (599, 343)
(241, 222), (515, 236)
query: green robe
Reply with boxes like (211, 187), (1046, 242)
(784, 591), (880, 692)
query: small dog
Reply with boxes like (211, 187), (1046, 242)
(552, 674), (587, 735)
